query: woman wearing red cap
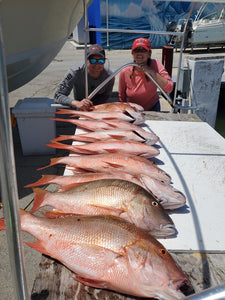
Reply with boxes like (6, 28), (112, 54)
(119, 38), (173, 111)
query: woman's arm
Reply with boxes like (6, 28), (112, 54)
(118, 69), (127, 102)
(141, 60), (173, 93)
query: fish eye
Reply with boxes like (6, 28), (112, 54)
(152, 201), (158, 207)
(157, 248), (168, 258)
(160, 248), (166, 255)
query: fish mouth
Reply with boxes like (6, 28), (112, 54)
(170, 279), (194, 297)
(151, 224), (176, 238)
(124, 110), (145, 125)
(159, 191), (186, 210)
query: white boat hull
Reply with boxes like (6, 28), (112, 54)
(1, 0), (92, 92)
(190, 20), (225, 45)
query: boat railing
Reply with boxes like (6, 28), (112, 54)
(88, 62), (173, 104)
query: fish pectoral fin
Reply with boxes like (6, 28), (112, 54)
(124, 241), (148, 270)
(103, 148), (118, 153)
(88, 204), (123, 216)
(25, 240), (51, 257)
(40, 209), (75, 219)
(73, 274), (108, 289)
(104, 161), (123, 168)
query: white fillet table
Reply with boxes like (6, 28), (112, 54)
(65, 118), (225, 252)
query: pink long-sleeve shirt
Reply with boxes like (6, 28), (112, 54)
(119, 59), (173, 110)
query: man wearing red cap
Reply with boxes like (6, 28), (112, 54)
(119, 37), (173, 111)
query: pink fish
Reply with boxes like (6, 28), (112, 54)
(25, 172), (141, 189)
(25, 171), (186, 210)
(92, 102), (144, 112)
(55, 109), (145, 125)
(46, 140), (160, 158)
(51, 129), (153, 144)
(51, 118), (159, 144)
(0, 211), (190, 299)
(29, 179), (175, 237)
(38, 153), (171, 185)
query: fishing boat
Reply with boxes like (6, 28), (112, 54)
(168, 2), (225, 51)
(1, 0), (92, 92)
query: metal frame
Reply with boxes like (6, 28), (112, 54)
(0, 4), (29, 300)
(1, 1), (225, 299)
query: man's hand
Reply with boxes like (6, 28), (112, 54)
(71, 99), (93, 111)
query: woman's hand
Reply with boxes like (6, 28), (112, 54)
(71, 99), (93, 111)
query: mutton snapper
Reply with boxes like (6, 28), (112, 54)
(30, 179), (175, 238)
(0, 211), (190, 299)
(26, 172), (186, 210)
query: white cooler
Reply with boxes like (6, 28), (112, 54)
(12, 98), (56, 155)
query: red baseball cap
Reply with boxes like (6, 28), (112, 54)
(132, 38), (151, 52)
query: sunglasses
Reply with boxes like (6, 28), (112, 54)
(133, 48), (149, 53)
(89, 58), (105, 65)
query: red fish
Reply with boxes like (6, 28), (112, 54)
(91, 102), (144, 112)
(29, 179), (175, 237)
(51, 129), (153, 144)
(46, 140), (160, 158)
(38, 153), (171, 185)
(0, 211), (190, 299)
(55, 109), (145, 125)
(25, 171), (186, 210)
(51, 118), (159, 144)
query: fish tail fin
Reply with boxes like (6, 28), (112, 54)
(46, 141), (72, 151)
(37, 157), (63, 171)
(51, 135), (75, 142)
(24, 175), (58, 188)
(50, 118), (77, 126)
(0, 208), (29, 230)
(29, 188), (49, 213)
(55, 109), (75, 115)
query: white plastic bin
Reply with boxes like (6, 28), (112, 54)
(12, 98), (56, 155)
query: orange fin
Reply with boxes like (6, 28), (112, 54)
(104, 161), (123, 168)
(73, 275), (107, 289)
(24, 174), (58, 188)
(58, 182), (87, 191)
(40, 210), (75, 219)
(55, 109), (76, 115)
(103, 148), (118, 153)
(25, 239), (51, 257)
(37, 157), (63, 171)
(51, 135), (75, 142)
(29, 187), (48, 214)
(46, 142), (71, 150)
